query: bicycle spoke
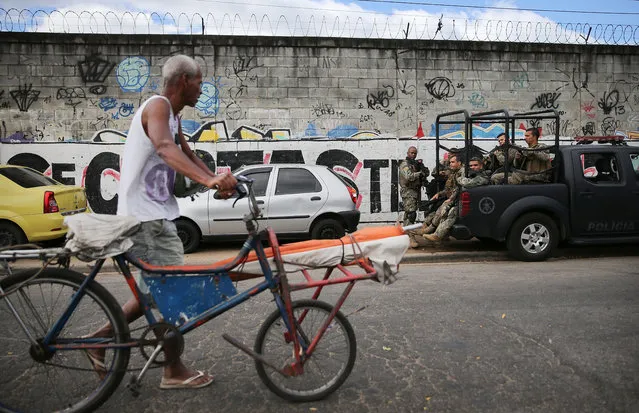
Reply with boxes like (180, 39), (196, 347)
(255, 300), (356, 401)
(0, 270), (130, 413)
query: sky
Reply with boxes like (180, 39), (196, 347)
(1, 0), (637, 40)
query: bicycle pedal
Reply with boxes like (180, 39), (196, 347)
(127, 376), (142, 398)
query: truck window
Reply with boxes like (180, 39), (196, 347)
(581, 153), (620, 183)
(630, 153), (639, 180)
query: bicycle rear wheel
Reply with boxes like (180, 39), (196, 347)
(0, 268), (131, 413)
(254, 299), (356, 402)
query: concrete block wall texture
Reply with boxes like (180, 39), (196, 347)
(0, 33), (638, 143)
(1, 33), (639, 223)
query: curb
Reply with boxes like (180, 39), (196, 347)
(4, 244), (637, 275)
(401, 250), (509, 264)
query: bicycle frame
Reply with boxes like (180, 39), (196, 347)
(23, 225), (378, 376)
(2, 175), (381, 384)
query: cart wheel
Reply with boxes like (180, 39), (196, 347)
(254, 299), (356, 402)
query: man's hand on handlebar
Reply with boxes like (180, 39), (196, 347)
(207, 173), (237, 199)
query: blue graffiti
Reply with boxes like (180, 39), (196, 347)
(116, 56), (150, 92)
(181, 119), (202, 134)
(429, 122), (508, 139)
(305, 123), (317, 136)
(195, 78), (221, 116)
(327, 124), (358, 139)
(118, 102), (135, 117)
(98, 97), (117, 111)
(147, 79), (159, 91)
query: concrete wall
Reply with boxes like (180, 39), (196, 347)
(1, 33), (638, 222)
(1, 33), (638, 142)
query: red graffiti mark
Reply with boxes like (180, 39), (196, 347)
(43, 166), (52, 177)
(519, 123), (527, 130)
(582, 102), (596, 119)
(102, 168), (120, 181)
(216, 166), (231, 175)
(356, 194), (363, 209)
(81, 166), (88, 187)
(263, 152), (271, 164)
(333, 161), (363, 181)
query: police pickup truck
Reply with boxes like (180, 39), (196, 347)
(451, 136), (639, 261)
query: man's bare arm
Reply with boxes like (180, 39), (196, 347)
(143, 100), (226, 189)
(177, 118), (216, 178)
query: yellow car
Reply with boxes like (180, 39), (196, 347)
(0, 165), (88, 247)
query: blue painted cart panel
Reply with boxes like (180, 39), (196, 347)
(143, 274), (237, 326)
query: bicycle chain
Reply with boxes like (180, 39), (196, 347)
(32, 324), (174, 373)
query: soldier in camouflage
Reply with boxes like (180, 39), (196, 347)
(423, 156), (489, 243)
(490, 128), (552, 184)
(421, 154), (463, 237)
(484, 132), (518, 173)
(399, 146), (428, 227)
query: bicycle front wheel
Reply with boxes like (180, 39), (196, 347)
(0, 268), (131, 413)
(254, 299), (356, 402)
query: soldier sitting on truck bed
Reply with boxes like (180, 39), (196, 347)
(420, 155), (463, 238)
(423, 156), (489, 243)
(490, 128), (552, 185)
(484, 132), (518, 174)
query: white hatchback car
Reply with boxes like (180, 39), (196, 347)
(175, 164), (360, 253)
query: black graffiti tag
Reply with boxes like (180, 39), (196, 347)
(597, 90), (620, 115)
(89, 85), (107, 95)
(601, 117), (618, 135)
(425, 77), (455, 101)
(366, 85), (395, 109)
(530, 92), (561, 110)
(78, 54), (115, 83)
(10, 83), (40, 112)
(582, 122), (595, 136)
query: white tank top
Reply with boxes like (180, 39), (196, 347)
(117, 95), (181, 222)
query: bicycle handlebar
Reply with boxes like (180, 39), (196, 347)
(212, 175), (262, 225)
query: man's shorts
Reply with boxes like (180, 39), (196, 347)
(130, 219), (184, 296)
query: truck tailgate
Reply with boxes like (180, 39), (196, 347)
(456, 183), (570, 240)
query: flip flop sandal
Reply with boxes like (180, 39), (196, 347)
(84, 349), (107, 378)
(159, 370), (215, 390)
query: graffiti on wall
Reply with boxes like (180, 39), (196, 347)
(2, 40), (639, 144)
(10, 83), (40, 112)
(116, 57), (150, 92)
(1, 142), (428, 219)
(195, 77), (222, 117)
(78, 53), (115, 85)
(2, 138), (519, 220)
(425, 77), (455, 101)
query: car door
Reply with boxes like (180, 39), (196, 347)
(266, 167), (328, 234)
(571, 149), (638, 236)
(208, 167), (272, 236)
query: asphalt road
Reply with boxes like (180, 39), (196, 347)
(77, 256), (639, 413)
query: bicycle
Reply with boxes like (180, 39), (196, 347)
(0, 175), (412, 413)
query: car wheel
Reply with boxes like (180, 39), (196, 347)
(175, 219), (201, 254)
(0, 222), (27, 248)
(311, 218), (345, 240)
(507, 213), (558, 262)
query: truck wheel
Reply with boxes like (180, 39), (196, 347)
(507, 213), (558, 262)
(175, 219), (201, 254)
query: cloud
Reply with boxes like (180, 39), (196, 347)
(0, 0), (591, 42)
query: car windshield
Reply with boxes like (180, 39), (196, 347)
(0, 167), (60, 188)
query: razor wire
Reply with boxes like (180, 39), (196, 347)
(0, 8), (637, 45)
